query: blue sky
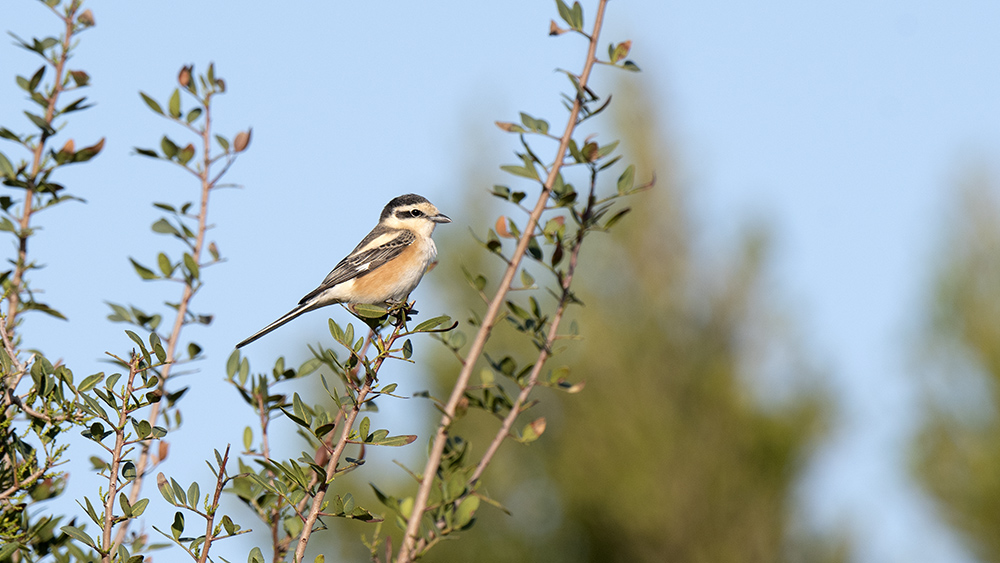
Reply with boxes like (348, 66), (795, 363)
(3, 1), (999, 561)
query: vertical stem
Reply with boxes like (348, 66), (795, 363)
(469, 213), (587, 486)
(293, 322), (403, 562)
(115, 91), (215, 547)
(6, 7), (78, 333)
(102, 357), (141, 561)
(395, 2), (609, 560)
(197, 445), (230, 563)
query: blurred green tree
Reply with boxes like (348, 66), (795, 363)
(416, 83), (841, 563)
(913, 176), (1000, 561)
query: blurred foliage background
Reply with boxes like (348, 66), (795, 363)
(316, 83), (851, 562)
(913, 178), (1000, 562)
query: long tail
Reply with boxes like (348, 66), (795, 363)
(236, 303), (315, 348)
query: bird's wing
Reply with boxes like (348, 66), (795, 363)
(297, 227), (416, 305)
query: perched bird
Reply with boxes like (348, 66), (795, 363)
(236, 194), (451, 348)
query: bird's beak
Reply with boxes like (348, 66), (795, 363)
(431, 213), (452, 224)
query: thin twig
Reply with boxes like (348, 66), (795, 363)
(6, 6), (79, 333)
(395, 2), (610, 560)
(197, 445), (231, 563)
(102, 355), (142, 561)
(115, 89), (218, 548)
(469, 178), (591, 486)
(293, 321), (403, 562)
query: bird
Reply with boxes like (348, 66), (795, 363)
(236, 194), (451, 348)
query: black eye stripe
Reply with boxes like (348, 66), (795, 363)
(394, 208), (424, 220)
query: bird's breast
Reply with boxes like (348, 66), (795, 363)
(341, 237), (437, 304)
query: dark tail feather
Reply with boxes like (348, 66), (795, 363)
(236, 303), (314, 348)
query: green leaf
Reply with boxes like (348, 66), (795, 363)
(188, 482), (200, 507)
(151, 218), (180, 236)
(0, 152), (14, 179)
(0, 543), (20, 559)
(139, 92), (163, 115)
(23, 301), (67, 320)
(556, 0), (573, 28)
(455, 495), (480, 528)
(171, 511), (184, 540)
(596, 139), (620, 159)
(131, 497), (149, 517)
(351, 303), (387, 318)
(376, 434), (417, 447)
(622, 60), (641, 72)
(243, 426), (253, 451)
(293, 392), (312, 426)
(402, 339), (412, 359)
(28, 66), (45, 92)
(500, 164), (539, 180)
(119, 493), (133, 517)
(344, 323), (355, 348)
(69, 70), (90, 87)
(61, 525), (97, 549)
(72, 137), (104, 162)
(617, 164), (635, 194)
(495, 121), (526, 133)
(78, 372), (104, 392)
(125, 330), (147, 354)
(157, 473), (175, 504)
(527, 236), (543, 260)
(24, 111), (54, 135)
(168, 89), (181, 118)
(520, 269), (535, 288)
(280, 407), (310, 429)
(129, 258), (158, 280)
(299, 357), (323, 376)
(413, 315), (451, 332)
(226, 350), (240, 378)
(61, 96), (93, 115)
(183, 253), (199, 280)
(160, 136), (178, 159)
(604, 207), (631, 229)
(359, 417), (370, 441)
(134, 419), (151, 439)
(215, 135), (230, 151)
(178, 144), (195, 165)
(157, 252), (173, 277)
(186, 108), (202, 124)
(569, 1), (583, 30)
(611, 41), (631, 64)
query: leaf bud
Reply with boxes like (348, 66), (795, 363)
(77, 9), (95, 27)
(233, 129), (252, 152)
(178, 65), (192, 88)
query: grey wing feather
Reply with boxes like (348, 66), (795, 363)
(297, 228), (415, 305)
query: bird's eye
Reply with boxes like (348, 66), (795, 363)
(409, 209), (424, 218)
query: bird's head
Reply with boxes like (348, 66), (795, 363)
(381, 194), (451, 235)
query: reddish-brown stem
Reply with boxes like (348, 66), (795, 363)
(197, 445), (230, 563)
(396, 2), (609, 560)
(5, 7), (78, 333)
(469, 220), (585, 485)
(293, 322), (401, 562)
(294, 379), (374, 563)
(102, 356), (142, 561)
(251, 384), (286, 563)
(115, 90), (217, 548)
